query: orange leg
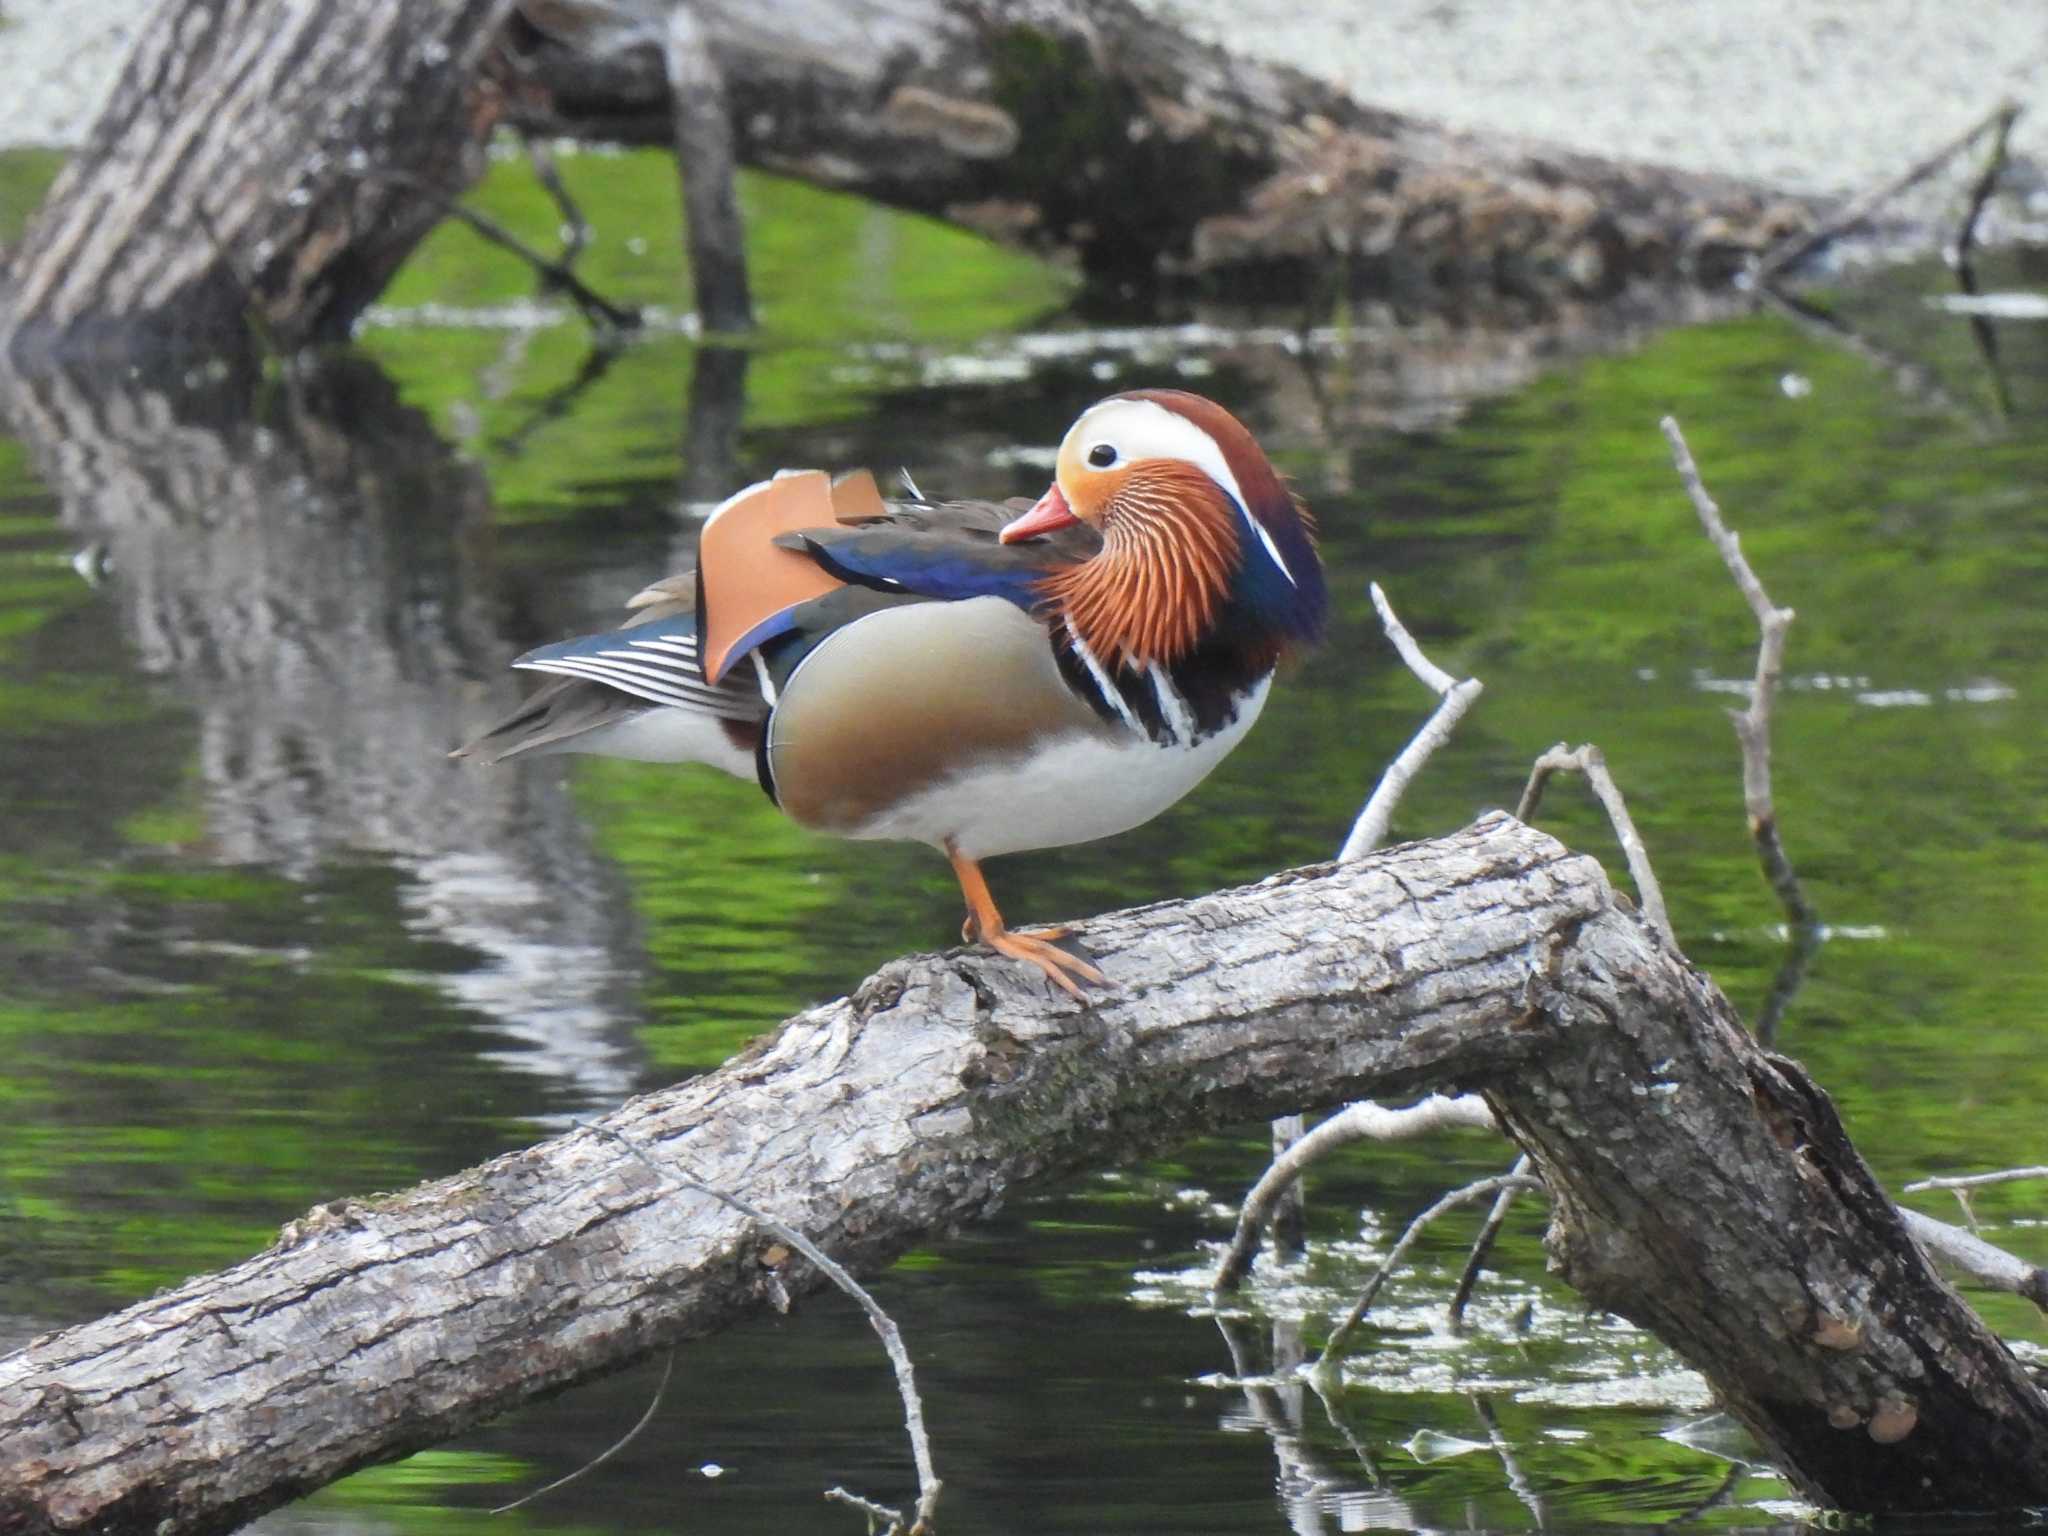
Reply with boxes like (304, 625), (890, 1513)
(946, 841), (1107, 1000)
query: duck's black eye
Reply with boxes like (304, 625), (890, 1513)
(1086, 442), (1118, 469)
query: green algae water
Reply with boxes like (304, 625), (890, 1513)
(1, 149), (2044, 1533)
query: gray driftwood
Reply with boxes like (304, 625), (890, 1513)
(0, 0), (517, 357)
(506, 0), (1814, 296)
(3, 0), (1815, 358)
(2, 814), (2046, 1534)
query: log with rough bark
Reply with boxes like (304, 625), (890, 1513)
(3, 0), (1815, 358)
(3, 814), (2046, 1534)
(502, 0), (1817, 295)
(0, 0), (517, 358)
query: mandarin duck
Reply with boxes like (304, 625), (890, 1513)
(456, 389), (1325, 996)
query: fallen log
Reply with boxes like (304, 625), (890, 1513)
(0, 0), (517, 358)
(3, 814), (2045, 1535)
(504, 0), (1815, 295)
(3, 0), (1814, 359)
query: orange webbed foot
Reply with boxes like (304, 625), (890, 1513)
(947, 841), (1107, 1001)
(973, 922), (1107, 1001)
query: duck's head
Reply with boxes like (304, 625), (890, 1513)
(1001, 389), (1325, 667)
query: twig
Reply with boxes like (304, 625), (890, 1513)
(1516, 742), (1675, 949)
(523, 134), (590, 261)
(583, 1121), (942, 1534)
(825, 1487), (908, 1530)
(1212, 1096), (1499, 1295)
(1447, 1153), (1532, 1330)
(1952, 105), (2024, 422)
(1662, 417), (1812, 922)
(1264, 1114), (1308, 1261)
(1899, 1208), (2048, 1311)
(1663, 415), (1820, 1042)
(1951, 102), (2023, 279)
(1904, 1166), (2048, 1194)
(1340, 583), (1484, 861)
(1314, 1173), (1544, 1372)
(491, 1350), (675, 1513)
(1755, 283), (1989, 432)
(1757, 100), (2023, 282)
(371, 171), (640, 333)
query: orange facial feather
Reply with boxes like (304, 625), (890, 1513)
(1041, 461), (1241, 668)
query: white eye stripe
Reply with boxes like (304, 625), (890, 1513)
(1068, 398), (1296, 587)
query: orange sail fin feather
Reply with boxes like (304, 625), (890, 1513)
(829, 467), (889, 523)
(696, 470), (847, 685)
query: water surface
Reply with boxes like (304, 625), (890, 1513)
(2, 152), (2044, 1533)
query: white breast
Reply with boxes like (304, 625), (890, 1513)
(851, 674), (1270, 859)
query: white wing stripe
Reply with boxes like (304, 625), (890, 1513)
(1149, 663), (1195, 746)
(517, 656), (701, 706)
(1067, 621), (1143, 736)
(517, 656), (760, 718)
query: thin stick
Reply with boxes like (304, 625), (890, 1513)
(524, 135), (590, 260)
(1903, 1166), (2048, 1194)
(1516, 743), (1675, 948)
(1447, 1153), (1532, 1329)
(583, 1122), (943, 1533)
(1212, 1096), (1499, 1295)
(825, 1487), (908, 1528)
(371, 171), (640, 333)
(1314, 1173), (1544, 1371)
(1757, 100), (2022, 282)
(1662, 417), (1814, 926)
(490, 1350), (676, 1513)
(1264, 1113), (1308, 1262)
(1340, 583), (1485, 861)
(1953, 103), (2022, 277)
(1899, 1209), (2048, 1310)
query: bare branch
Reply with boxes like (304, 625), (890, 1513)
(1264, 1114), (1308, 1262)
(1447, 1153), (1534, 1330)
(1663, 413), (1818, 1044)
(1661, 417), (1807, 911)
(586, 1123), (942, 1533)
(1904, 1166), (2048, 1194)
(1213, 1096), (1499, 1294)
(1314, 1173), (1546, 1371)
(1757, 100), (2023, 282)
(491, 1351), (674, 1514)
(825, 1486), (908, 1531)
(1516, 743), (1675, 948)
(1900, 1209), (2048, 1311)
(371, 171), (642, 334)
(1953, 103), (2023, 277)
(1340, 583), (1484, 861)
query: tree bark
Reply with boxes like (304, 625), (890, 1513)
(2, 0), (1818, 359)
(2, 814), (2044, 1535)
(505, 0), (1817, 297)
(0, 0), (516, 359)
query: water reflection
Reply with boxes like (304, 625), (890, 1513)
(1, 352), (648, 1111)
(1, 242), (2045, 1534)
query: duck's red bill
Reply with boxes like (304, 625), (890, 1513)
(999, 484), (1077, 543)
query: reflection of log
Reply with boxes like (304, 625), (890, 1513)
(4, 816), (2045, 1533)
(3, 0), (1817, 357)
(0, 353), (647, 1107)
